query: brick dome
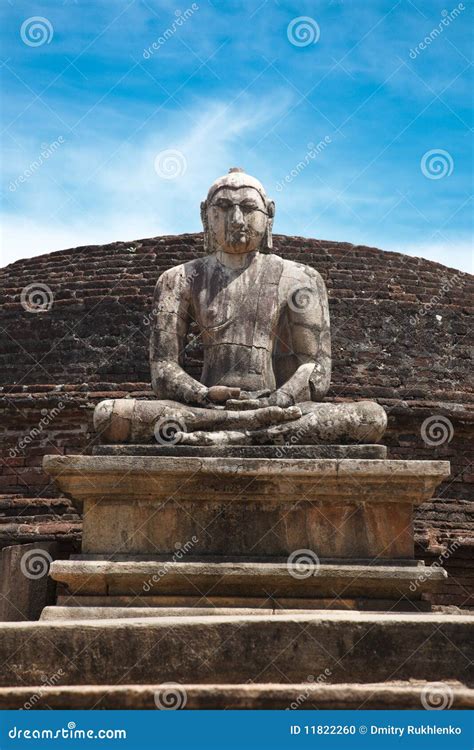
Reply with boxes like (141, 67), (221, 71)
(1, 233), (472, 402)
(1, 234), (473, 611)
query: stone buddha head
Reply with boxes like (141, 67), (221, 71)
(201, 168), (275, 254)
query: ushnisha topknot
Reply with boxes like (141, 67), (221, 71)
(205, 167), (268, 203)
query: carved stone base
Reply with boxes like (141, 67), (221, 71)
(43, 455), (450, 559)
(93, 444), (388, 459)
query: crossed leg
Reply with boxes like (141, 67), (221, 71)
(94, 398), (302, 443)
(94, 398), (386, 445)
(176, 401), (387, 445)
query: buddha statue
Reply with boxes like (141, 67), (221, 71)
(94, 168), (387, 446)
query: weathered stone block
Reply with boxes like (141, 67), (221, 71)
(0, 612), (471, 687)
(43, 455), (450, 559)
(0, 542), (57, 621)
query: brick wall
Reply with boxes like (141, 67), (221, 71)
(1, 233), (472, 607)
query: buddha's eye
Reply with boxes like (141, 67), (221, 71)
(213, 200), (232, 210)
(241, 203), (258, 213)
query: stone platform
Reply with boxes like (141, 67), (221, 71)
(43, 455), (450, 558)
(42, 452), (450, 618)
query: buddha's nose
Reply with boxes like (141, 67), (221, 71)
(230, 205), (244, 226)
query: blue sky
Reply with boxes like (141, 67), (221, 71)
(1, 0), (472, 271)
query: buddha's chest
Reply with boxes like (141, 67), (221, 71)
(191, 256), (283, 346)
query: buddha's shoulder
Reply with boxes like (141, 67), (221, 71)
(274, 255), (325, 287)
(157, 257), (207, 284)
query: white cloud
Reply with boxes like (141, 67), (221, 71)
(1, 93), (293, 267)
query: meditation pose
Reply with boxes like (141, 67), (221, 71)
(94, 168), (387, 445)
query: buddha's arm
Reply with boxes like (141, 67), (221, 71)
(274, 267), (331, 405)
(150, 265), (208, 405)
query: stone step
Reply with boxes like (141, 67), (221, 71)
(0, 612), (472, 688)
(49, 559), (446, 601)
(0, 681), (472, 710)
(41, 601), (435, 620)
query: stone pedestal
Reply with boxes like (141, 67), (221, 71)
(42, 450), (450, 615)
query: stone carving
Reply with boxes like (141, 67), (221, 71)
(95, 168), (387, 445)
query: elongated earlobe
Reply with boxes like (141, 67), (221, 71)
(264, 199), (275, 251)
(200, 200), (210, 253)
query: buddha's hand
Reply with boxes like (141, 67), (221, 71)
(226, 390), (293, 410)
(206, 385), (241, 404)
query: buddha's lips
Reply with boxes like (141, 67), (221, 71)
(228, 228), (256, 241)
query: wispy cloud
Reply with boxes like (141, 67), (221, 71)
(1, 93), (293, 264)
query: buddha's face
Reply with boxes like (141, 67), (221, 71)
(207, 186), (269, 254)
